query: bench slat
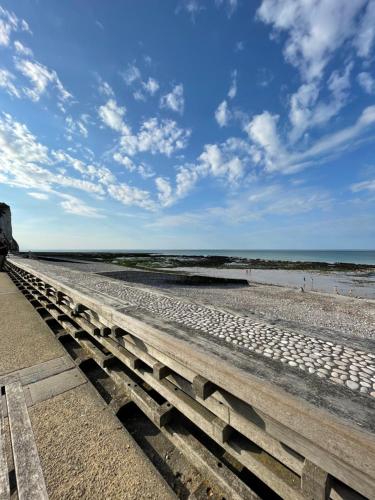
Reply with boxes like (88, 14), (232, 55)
(0, 396), (10, 500)
(6, 382), (48, 500)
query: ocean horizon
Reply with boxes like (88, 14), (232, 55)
(28, 249), (375, 265)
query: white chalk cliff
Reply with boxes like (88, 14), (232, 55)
(0, 203), (19, 251)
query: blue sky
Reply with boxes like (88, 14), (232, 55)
(0, 0), (374, 250)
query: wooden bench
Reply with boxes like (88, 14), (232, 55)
(0, 381), (48, 500)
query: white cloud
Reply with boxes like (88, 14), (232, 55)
(235, 41), (244, 52)
(98, 99), (128, 133)
(358, 71), (375, 94)
(155, 137), (252, 207)
(98, 79), (114, 97)
(113, 152), (155, 178)
(301, 105), (375, 159)
(108, 183), (156, 211)
(227, 69), (237, 99)
(155, 177), (174, 206)
(0, 6), (29, 47)
(215, 0), (238, 17)
(28, 192), (49, 200)
(257, 67), (273, 87)
(99, 93), (190, 158)
(138, 164), (155, 179)
(245, 111), (284, 171)
(177, 0), (204, 21)
(228, 69), (237, 99)
(0, 112), (107, 197)
(257, 0), (367, 82)
(151, 184), (331, 228)
(289, 62), (353, 141)
(133, 90), (146, 101)
(65, 115), (88, 140)
(53, 150), (116, 186)
(354, 0), (375, 58)
(143, 77), (159, 95)
(53, 150), (87, 175)
(14, 40), (33, 56)
(122, 64), (159, 101)
(14, 58), (72, 103)
(175, 166), (200, 198)
(215, 100), (231, 127)
(215, 70), (237, 127)
(59, 193), (105, 218)
(154, 165), (200, 207)
(246, 105), (375, 173)
(351, 179), (375, 192)
(122, 64), (141, 85)
(0, 68), (20, 97)
(199, 143), (244, 183)
(119, 117), (191, 157)
(160, 84), (184, 114)
(113, 152), (136, 172)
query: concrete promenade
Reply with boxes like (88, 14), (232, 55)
(0, 272), (175, 499)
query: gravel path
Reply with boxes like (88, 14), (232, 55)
(11, 258), (375, 399)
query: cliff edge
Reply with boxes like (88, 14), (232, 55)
(0, 203), (19, 251)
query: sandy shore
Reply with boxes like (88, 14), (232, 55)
(172, 266), (375, 299)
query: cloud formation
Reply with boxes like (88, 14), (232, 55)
(160, 84), (184, 114)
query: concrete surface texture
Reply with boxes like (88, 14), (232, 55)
(0, 273), (63, 375)
(11, 258), (375, 400)
(29, 384), (175, 500)
(0, 272), (176, 499)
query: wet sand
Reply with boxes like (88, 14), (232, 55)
(172, 266), (375, 299)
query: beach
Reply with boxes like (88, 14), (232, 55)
(26, 254), (375, 340)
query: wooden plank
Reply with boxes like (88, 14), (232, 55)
(153, 362), (172, 380)
(165, 422), (260, 500)
(0, 395), (10, 500)
(302, 460), (330, 500)
(5, 382), (48, 500)
(0, 356), (75, 388)
(104, 348), (302, 499)
(114, 334), (305, 474)
(193, 375), (217, 400)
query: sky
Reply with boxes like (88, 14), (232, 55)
(0, 0), (374, 250)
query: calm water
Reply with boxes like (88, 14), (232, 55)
(152, 250), (375, 265)
(34, 249), (375, 265)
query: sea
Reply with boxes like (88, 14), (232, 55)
(34, 249), (375, 265)
(147, 250), (375, 265)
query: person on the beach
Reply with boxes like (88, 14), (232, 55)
(0, 229), (9, 271)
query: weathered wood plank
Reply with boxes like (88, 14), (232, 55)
(301, 459), (330, 500)
(0, 395), (10, 500)
(0, 356), (74, 388)
(165, 422), (260, 500)
(5, 382), (48, 500)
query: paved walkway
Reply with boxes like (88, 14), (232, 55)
(10, 258), (375, 400)
(0, 272), (175, 499)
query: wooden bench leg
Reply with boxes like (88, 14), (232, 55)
(302, 459), (330, 500)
